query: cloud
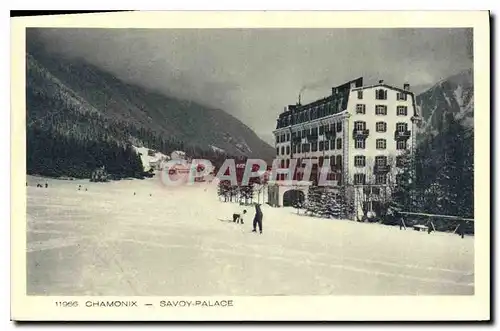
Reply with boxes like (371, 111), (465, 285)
(29, 28), (473, 144)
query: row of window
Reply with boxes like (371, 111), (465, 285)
(354, 121), (408, 132)
(278, 155), (343, 169)
(354, 173), (407, 185)
(355, 104), (408, 116)
(354, 138), (407, 150)
(275, 172), (407, 186)
(276, 122), (343, 143)
(278, 121), (410, 145)
(354, 155), (405, 167)
(357, 89), (408, 101)
(293, 138), (343, 154)
(354, 173), (388, 185)
(278, 137), (408, 153)
(274, 172), (343, 182)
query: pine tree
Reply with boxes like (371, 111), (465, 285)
(305, 185), (322, 216)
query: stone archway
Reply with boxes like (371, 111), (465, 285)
(282, 189), (306, 207)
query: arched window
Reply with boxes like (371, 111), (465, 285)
(375, 89), (387, 100)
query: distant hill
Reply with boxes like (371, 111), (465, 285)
(25, 31), (275, 179)
(406, 69), (474, 218)
(26, 30), (275, 164)
(416, 68), (473, 137)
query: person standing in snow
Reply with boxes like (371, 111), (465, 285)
(233, 209), (247, 224)
(252, 203), (263, 234)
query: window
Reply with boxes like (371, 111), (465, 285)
(357, 90), (363, 99)
(397, 106), (408, 116)
(397, 140), (407, 150)
(337, 122), (342, 132)
(281, 134), (285, 141)
(354, 173), (366, 185)
(301, 129), (306, 138)
(397, 92), (407, 101)
(286, 159), (290, 168)
(281, 146), (285, 154)
(330, 156), (336, 168)
(302, 143), (309, 152)
(376, 139), (387, 149)
(354, 121), (366, 131)
(311, 141), (318, 152)
(280, 159), (285, 168)
(372, 187), (381, 195)
(354, 155), (366, 167)
(356, 104), (366, 114)
(319, 125), (324, 135)
(336, 138), (342, 149)
(396, 122), (408, 132)
(375, 174), (387, 185)
(276, 147), (279, 155)
(292, 145), (297, 153)
(312, 127), (318, 136)
(318, 156), (324, 167)
(376, 122), (387, 132)
(324, 140), (330, 151)
(286, 146), (290, 155)
(396, 156), (404, 167)
(375, 105), (387, 115)
(297, 144), (301, 153)
(330, 139), (336, 150)
(375, 155), (387, 166)
(276, 136), (279, 144)
(375, 89), (387, 100)
(319, 141), (324, 151)
(355, 138), (366, 149)
(336, 155), (342, 168)
(287, 133), (291, 141)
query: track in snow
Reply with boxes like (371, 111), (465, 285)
(26, 176), (474, 296)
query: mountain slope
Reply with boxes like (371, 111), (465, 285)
(405, 69), (474, 218)
(26, 33), (275, 162)
(416, 68), (474, 136)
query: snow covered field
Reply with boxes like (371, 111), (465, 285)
(26, 175), (474, 296)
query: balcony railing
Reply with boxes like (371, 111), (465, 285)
(352, 129), (369, 139)
(394, 130), (411, 140)
(373, 164), (391, 173)
(292, 135), (302, 143)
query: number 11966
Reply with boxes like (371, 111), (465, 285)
(55, 301), (79, 307)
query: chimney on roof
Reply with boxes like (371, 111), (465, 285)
(403, 83), (410, 91)
(379, 80), (384, 84)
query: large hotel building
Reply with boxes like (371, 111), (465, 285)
(270, 77), (421, 220)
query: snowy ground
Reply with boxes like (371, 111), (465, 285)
(26, 175), (474, 296)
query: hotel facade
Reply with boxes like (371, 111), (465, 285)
(270, 77), (421, 220)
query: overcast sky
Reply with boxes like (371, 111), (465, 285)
(33, 28), (473, 144)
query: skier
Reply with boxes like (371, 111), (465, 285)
(252, 203), (263, 234)
(233, 209), (247, 224)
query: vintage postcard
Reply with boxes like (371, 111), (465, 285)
(11, 11), (490, 321)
